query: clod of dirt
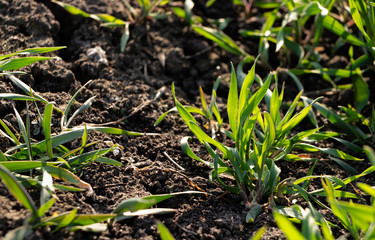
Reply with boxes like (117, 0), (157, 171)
(31, 60), (76, 92)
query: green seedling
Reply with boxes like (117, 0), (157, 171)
(123, 0), (170, 23)
(172, 0), (252, 59)
(273, 205), (334, 240)
(240, 0), (371, 108)
(172, 0), (202, 25)
(193, 25), (248, 56)
(53, 0), (169, 53)
(271, 151), (375, 240)
(347, 0), (375, 60)
(0, 75), (149, 193)
(158, 60), (361, 222)
(303, 97), (372, 146)
(156, 76), (223, 138)
(0, 162), (203, 238)
(240, 1), (332, 67)
(322, 169), (375, 240)
(53, 1), (130, 53)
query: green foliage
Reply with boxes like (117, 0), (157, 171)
(347, 0), (375, 58)
(240, 1), (332, 67)
(193, 26), (247, 56)
(0, 47), (204, 237)
(159, 60), (359, 222)
(322, 173), (375, 240)
(53, 0), (169, 53)
(273, 205), (334, 240)
(53, 0), (129, 52)
(0, 161), (199, 238)
(270, 154), (375, 240)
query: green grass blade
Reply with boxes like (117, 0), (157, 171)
(43, 103), (54, 160)
(273, 212), (305, 240)
(3, 224), (32, 240)
(335, 201), (374, 230)
(52, 0), (90, 18)
(68, 223), (108, 232)
(0, 57), (59, 71)
(329, 157), (359, 175)
(296, 143), (362, 161)
(0, 119), (20, 145)
(239, 74), (272, 127)
(0, 163), (38, 216)
(246, 204), (262, 224)
(192, 26), (246, 56)
(331, 137), (363, 153)
(278, 97), (322, 138)
(303, 97), (367, 142)
(157, 221), (175, 240)
(0, 47), (65, 61)
(275, 27), (285, 52)
(228, 63), (239, 138)
(189, 122), (230, 158)
(171, 83), (197, 128)
(95, 157), (123, 166)
(13, 105), (32, 161)
(352, 74), (370, 112)
(290, 128), (321, 142)
(270, 83), (281, 124)
(343, 165), (375, 185)
(43, 165), (92, 192)
(38, 198), (56, 218)
(113, 198), (156, 215)
(37, 213), (115, 228)
(41, 169), (53, 206)
(113, 191), (203, 215)
(322, 14), (365, 46)
(250, 225), (267, 240)
(66, 96), (96, 128)
(289, 67), (354, 78)
(79, 125), (88, 155)
(53, 184), (84, 192)
(66, 149), (111, 166)
(155, 106), (205, 126)
(181, 136), (211, 166)
(0, 93), (39, 101)
(118, 208), (176, 220)
(358, 183), (375, 197)
(53, 209), (77, 232)
(321, 179), (355, 234)
(364, 146), (375, 165)
(85, 126), (145, 136)
(62, 80), (92, 127)
(314, 190), (358, 199)
(6, 74), (49, 104)
(239, 56), (259, 112)
(0, 150), (7, 161)
(120, 23), (130, 53)
(0, 161), (59, 172)
(11, 126), (143, 157)
(199, 86), (208, 114)
(94, 14), (126, 25)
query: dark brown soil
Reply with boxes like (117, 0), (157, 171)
(0, 0), (374, 239)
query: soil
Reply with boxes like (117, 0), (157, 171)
(0, 0), (374, 239)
